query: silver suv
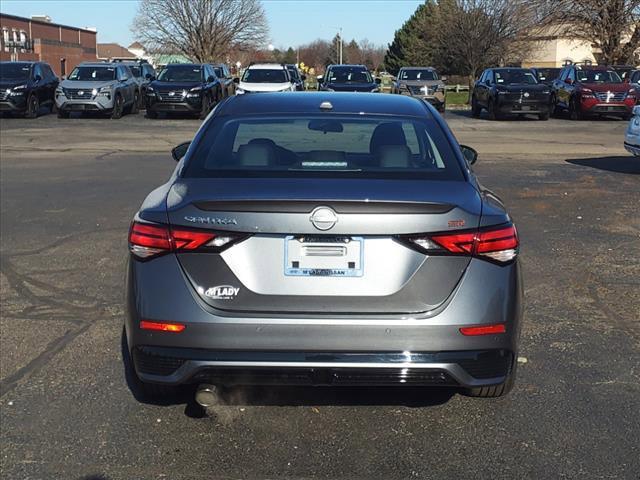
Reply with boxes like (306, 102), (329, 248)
(55, 62), (139, 119)
(393, 67), (447, 113)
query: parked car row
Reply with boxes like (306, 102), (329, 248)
(471, 64), (638, 121)
(0, 60), (241, 120)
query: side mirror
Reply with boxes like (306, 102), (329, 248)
(145, 73), (152, 80)
(566, 78), (573, 85)
(441, 75), (448, 82)
(316, 75), (323, 82)
(233, 77), (240, 84)
(301, 74), (307, 81)
(171, 141), (191, 162)
(633, 105), (640, 116)
(460, 145), (478, 165)
(375, 77), (382, 85)
(34, 74), (42, 82)
(207, 75), (215, 83)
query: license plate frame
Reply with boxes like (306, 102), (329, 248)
(284, 236), (364, 277)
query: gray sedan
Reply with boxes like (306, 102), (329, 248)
(125, 92), (522, 407)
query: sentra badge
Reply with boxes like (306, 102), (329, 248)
(184, 216), (238, 225)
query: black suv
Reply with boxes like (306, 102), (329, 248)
(472, 67), (551, 120)
(210, 63), (235, 98)
(0, 61), (58, 118)
(317, 64), (380, 92)
(114, 60), (156, 103)
(146, 63), (223, 119)
(286, 64), (306, 91)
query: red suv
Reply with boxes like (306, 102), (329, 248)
(551, 64), (636, 120)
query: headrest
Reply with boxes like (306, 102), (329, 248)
(369, 122), (407, 153)
(377, 145), (412, 168)
(237, 143), (274, 167)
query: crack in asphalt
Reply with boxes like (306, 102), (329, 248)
(0, 229), (123, 397)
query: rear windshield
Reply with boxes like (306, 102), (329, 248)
(184, 115), (464, 181)
(68, 66), (115, 81)
(577, 69), (622, 83)
(495, 70), (537, 85)
(399, 69), (437, 81)
(242, 69), (288, 83)
(328, 67), (372, 84)
(158, 66), (202, 82)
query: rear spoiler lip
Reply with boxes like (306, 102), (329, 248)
(192, 200), (454, 215)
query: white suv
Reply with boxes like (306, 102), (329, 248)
(236, 63), (296, 94)
(624, 105), (640, 156)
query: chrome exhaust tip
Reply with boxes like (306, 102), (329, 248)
(194, 384), (220, 408)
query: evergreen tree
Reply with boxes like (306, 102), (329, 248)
(384, 1), (438, 74)
(325, 33), (341, 65)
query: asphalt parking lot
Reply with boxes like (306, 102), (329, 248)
(1, 110), (639, 479)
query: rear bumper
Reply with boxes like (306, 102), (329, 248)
(125, 254), (523, 388)
(132, 347), (514, 388)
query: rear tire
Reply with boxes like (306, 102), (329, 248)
(550, 94), (559, 117)
(25, 94), (39, 119)
(122, 328), (177, 401)
(131, 91), (140, 114)
(538, 111), (550, 121)
(463, 362), (517, 398)
(471, 96), (481, 118)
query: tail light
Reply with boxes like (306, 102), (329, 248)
(129, 221), (248, 260)
(400, 224), (519, 264)
(140, 320), (186, 333)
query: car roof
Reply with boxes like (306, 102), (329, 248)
(0, 61), (36, 65)
(328, 64), (368, 69)
(218, 92), (432, 118)
(400, 66), (436, 70)
(163, 63), (202, 68)
(492, 67), (531, 72)
(247, 63), (286, 69)
(79, 62), (120, 67)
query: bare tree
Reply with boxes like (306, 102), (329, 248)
(297, 39), (331, 71)
(434, 0), (540, 95)
(358, 39), (386, 71)
(536, 0), (640, 64)
(132, 0), (269, 62)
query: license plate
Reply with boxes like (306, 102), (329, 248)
(284, 236), (363, 277)
(521, 105), (531, 111)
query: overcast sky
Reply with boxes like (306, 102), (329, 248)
(1, 0), (423, 48)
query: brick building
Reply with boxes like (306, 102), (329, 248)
(0, 13), (97, 76)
